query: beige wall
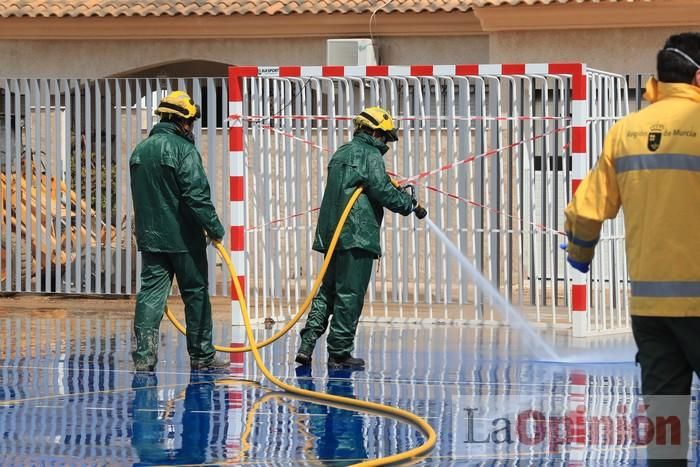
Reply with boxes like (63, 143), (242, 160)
(15, 27), (700, 78)
(489, 27), (700, 75)
(0, 36), (489, 78)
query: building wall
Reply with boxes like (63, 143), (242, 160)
(6, 27), (699, 78)
(0, 36), (490, 78)
(489, 27), (700, 75)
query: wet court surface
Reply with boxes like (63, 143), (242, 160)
(0, 309), (698, 465)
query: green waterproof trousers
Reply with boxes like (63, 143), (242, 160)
(133, 250), (216, 369)
(299, 248), (374, 359)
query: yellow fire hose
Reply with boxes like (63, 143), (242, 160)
(164, 187), (437, 465)
(211, 239), (436, 466)
(164, 188), (364, 353)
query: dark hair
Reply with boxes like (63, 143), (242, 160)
(160, 113), (194, 126)
(657, 33), (700, 84)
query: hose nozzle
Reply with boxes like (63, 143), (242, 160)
(413, 204), (427, 220)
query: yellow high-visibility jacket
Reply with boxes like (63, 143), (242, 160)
(565, 78), (700, 317)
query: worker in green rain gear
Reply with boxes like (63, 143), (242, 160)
(295, 107), (427, 370)
(130, 90), (228, 373)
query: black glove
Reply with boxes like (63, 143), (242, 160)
(400, 184), (427, 220)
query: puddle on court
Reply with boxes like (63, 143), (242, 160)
(0, 310), (697, 465)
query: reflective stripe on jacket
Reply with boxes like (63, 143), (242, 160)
(565, 79), (700, 317)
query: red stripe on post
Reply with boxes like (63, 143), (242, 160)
(366, 65), (389, 76)
(280, 66), (301, 77)
(410, 65), (434, 76)
(502, 64), (526, 75)
(572, 284), (587, 311)
(572, 127), (587, 153)
(230, 176), (244, 202)
(323, 66), (345, 77)
(229, 127), (243, 152)
(232, 276), (246, 301)
(572, 74), (586, 100)
(456, 64), (479, 76)
(547, 64), (586, 99)
(230, 226), (245, 251)
(572, 178), (582, 194)
(228, 68), (251, 102)
(229, 344), (245, 364)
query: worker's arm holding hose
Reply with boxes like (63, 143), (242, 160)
(363, 154), (426, 218)
(564, 127), (621, 272)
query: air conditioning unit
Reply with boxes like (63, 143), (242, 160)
(326, 39), (378, 66)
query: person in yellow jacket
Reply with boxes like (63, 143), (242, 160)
(564, 33), (700, 465)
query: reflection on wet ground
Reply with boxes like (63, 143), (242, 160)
(0, 311), (697, 465)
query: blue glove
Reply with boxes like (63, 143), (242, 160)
(559, 243), (590, 274)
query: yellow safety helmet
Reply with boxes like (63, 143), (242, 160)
(155, 90), (201, 120)
(353, 106), (399, 142)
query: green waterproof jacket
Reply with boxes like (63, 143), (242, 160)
(130, 122), (225, 253)
(312, 132), (414, 257)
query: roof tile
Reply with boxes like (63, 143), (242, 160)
(0, 0), (651, 18)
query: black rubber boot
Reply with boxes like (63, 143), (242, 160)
(295, 351), (313, 366)
(191, 356), (230, 372)
(328, 355), (365, 370)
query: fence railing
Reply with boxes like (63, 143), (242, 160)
(0, 72), (656, 331)
(0, 78), (231, 295)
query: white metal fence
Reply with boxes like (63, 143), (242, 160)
(0, 78), (231, 295)
(235, 65), (631, 331)
(0, 70), (647, 333)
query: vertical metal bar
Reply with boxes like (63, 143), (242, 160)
(105, 80), (112, 294)
(282, 79), (294, 311)
(115, 79), (123, 294)
(443, 77), (456, 308)
(41, 79), (51, 293)
(51, 80), (62, 293)
(95, 81), (103, 293)
(124, 79), (133, 295)
(527, 77), (539, 311)
(220, 77), (230, 297)
(539, 78), (548, 307)
(206, 78), (217, 296)
(134, 79), (143, 293)
(456, 77), (470, 308)
(84, 80), (93, 294)
(409, 78), (425, 309)
(73, 79), (83, 292)
(397, 78), (417, 312)
(250, 78), (261, 315)
(22, 79), (32, 292)
(13, 80), (22, 291)
(506, 78), (515, 304)
(62, 79), (73, 292)
(261, 78), (271, 316)
(303, 79), (313, 300)
(487, 77), (502, 317)
(2, 80), (11, 292)
(473, 78), (485, 316)
(292, 78), (304, 308)
(31, 79), (41, 293)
